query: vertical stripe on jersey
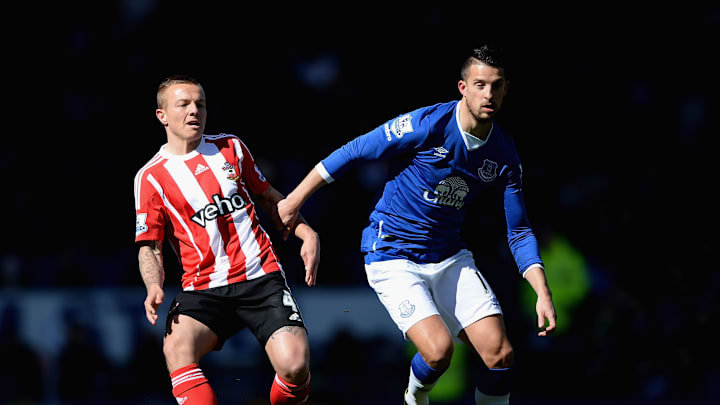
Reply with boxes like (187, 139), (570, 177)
(202, 145), (262, 283)
(163, 157), (230, 288)
(185, 148), (244, 287)
(146, 173), (204, 291)
(229, 138), (283, 279)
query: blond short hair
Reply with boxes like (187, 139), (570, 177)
(156, 75), (204, 109)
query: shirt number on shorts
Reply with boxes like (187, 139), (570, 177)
(282, 290), (298, 312)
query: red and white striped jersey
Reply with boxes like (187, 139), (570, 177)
(134, 133), (282, 291)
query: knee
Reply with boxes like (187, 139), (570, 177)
(482, 342), (513, 369)
(274, 350), (310, 384)
(422, 340), (454, 371)
(163, 336), (196, 372)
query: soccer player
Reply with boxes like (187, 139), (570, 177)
(134, 75), (319, 405)
(277, 45), (556, 404)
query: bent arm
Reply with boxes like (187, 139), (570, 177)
(255, 184), (322, 232)
(278, 112), (430, 227)
(278, 168), (329, 227)
(256, 185), (321, 286)
(254, 185), (292, 231)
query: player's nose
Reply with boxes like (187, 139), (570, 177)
(188, 102), (200, 114)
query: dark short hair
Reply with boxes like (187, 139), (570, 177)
(156, 75), (204, 109)
(460, 44), (507, 80)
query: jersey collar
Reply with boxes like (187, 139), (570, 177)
(160, 135), (206, 160)
(454, 102), (493, 151)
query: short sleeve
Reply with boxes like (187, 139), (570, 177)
(236, 139), (271, 195)
(134, 172), (166, 243)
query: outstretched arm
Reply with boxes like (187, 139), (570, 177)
(277, 110), (431, 226)
(277, 167), (328, 228)
(138, 240), (165, 326)
(255, 185), (321, 286)
(524, 266), (556, 336)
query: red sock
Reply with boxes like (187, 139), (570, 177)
(270, 372), (311, 404)
(170, 363), (217, 405)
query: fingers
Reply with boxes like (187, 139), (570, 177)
(303, 258), (318, 286)
(305, 266), (316, 286)
(299, 234), (320, 286)
(301, 251), (319, 287)
(144, 290), (164, 326)
(536, 310), (557, 337)
(144, 298), (159, 326)
(537, 313), (545, 329)
(544, 313), (557, 334)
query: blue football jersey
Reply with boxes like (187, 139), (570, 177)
(318, 100), (543, 274)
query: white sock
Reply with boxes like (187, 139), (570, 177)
(474, 388), (510, 405)
(404, 367), (437, 405)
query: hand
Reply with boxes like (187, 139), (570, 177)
(144, 285), (165, 326)
(277, 197), (299, 229)
(535, 295), (557, 337)
(300, 231), (320, 286)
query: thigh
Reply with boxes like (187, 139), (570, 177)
(406, 314), (454, 365)
(164, 313), (218, 372)
(458, 314), (512, 367)
(432, 252), (503, 337)
(239, 272), (307, 346)
(167, 290), (240, 351)
(365, 259), (440, 337)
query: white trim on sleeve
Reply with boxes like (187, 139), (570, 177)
(315, 162), (335, 184)
(521, 263), (545, 278)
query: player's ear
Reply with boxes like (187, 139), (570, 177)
(156, 109), (168, 126)
(458, 79), (467, 97)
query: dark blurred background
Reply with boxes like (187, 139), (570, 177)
(2, 2), (717, 404)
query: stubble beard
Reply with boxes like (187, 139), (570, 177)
(471, 110), (494, 124)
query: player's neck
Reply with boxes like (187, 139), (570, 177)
(467, 121), (492, 141)
(165, 134), (202, 155)
(458, 98), (493, 140)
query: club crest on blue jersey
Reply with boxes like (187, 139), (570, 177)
(423, 176), (469, 210)
(222, 162), (240, 181)
(478, 159), (498, 182)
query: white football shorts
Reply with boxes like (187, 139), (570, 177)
(365, 249), (502, 338)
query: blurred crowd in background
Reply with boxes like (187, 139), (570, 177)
(1, 2), (717, 404)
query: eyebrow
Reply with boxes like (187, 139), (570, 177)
(473, 77), (505, 84)
(174, 97), (206, 104)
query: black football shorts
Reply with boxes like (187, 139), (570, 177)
(165, 271), (306, 349)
